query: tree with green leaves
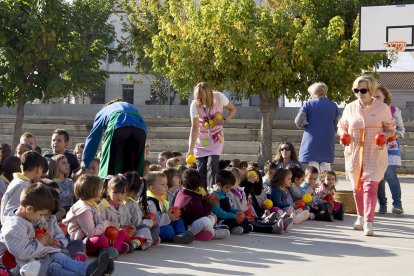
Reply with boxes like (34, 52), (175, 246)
(121, 0), (393, 165)
(0, 0), (114, 146)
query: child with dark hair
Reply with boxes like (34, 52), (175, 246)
(1, 151), (45, 224)
(34, 188), (86, 262)
(146, 171), (194, 244)
(163, 168), (180, 205)
(0, 183), (111, 276)
(99, 175), (135, 254)
(124, 171), (155, 250)
(237, 161), (248, 181)
(316, 171), (344, 220)
(15, 143), (32, 158)
(211, 170), (252, 235)
(300, 166), (334, 222)
(263, 161), (277, 195)
(0, 156), (21, 202)
(44, 129), (80, 177)
(218, 160), (231, 171)
(174, 169), (230, 241)
(143, 160), (151, 177)
(158, 151), (174, 169)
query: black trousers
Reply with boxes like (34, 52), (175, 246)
(108, 126), (146, 176)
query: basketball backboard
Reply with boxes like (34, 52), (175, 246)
(360, 3), (414, 52)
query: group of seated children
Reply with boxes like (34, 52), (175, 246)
(0, 129), (344, 275)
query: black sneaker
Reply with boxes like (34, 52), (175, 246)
(334, 203), (344, 221)
(173, 231), (194, 244)
(327, 204), (334, 222)
(86, 251), (110, 276)
(104, 258), (115, 276)
(378, 205), (387, 214)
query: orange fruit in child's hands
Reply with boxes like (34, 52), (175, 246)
(262, 199), (273, 210)
(104, 226), (119, 241)
(144, 212), (157, 222)
(58, 222), (68, 236)
(302, 193), (312, 203)
(186, 154), (196, 165)
(324, 194), (334, 202)
(122, 225), (135, 239)
(236, 212), (245, 222)
(295, 199), (305, 210)
(245, 209), (255, 222)
(170, 206), (181, 217)
(35, 228), (47, 239)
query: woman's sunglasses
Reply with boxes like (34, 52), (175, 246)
(353, 88), (368, 94)
(280, 147), (291, 151)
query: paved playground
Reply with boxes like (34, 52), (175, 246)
(112, 176), (414, 276)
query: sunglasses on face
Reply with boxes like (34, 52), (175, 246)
(353, 88), (368, 94)
(281, 147), (291, 151)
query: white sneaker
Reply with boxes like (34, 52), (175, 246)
(353, 216), (364, 230)
(230, 226), (244, 235)
(364, 222), (374, 236)
(214, 228), (230, 239)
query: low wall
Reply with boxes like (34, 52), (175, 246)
(1, 104), (414, 120)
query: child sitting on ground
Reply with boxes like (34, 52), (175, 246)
(174, 169), (230, 241)
(0, 156), (21, 204)
(0, 183), (112, 276)
(164, 168), (181, 205)
(315, 171), (344, 220)
(63, 174), (119, 258)
(1, 151), (45, 225)
(263, 161), (277, 195)
(211, 170), (252, 235)
(99, 175), (137, 254)
(48, 154), (74, 212)
(34, 188), (86, 262)
(124, 171), (154, 249)
(300, 166), (334, 222)
(146, 171), (194, 244)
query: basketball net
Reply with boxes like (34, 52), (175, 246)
(384, 41), (407, 62)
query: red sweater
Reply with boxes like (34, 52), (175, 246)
(174, 189), (213, 227)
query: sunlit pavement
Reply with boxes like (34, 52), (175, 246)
(112, 176), (414, 276)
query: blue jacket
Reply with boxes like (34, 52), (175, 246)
(271, 187), (291, 209)
(83, 102), (147, 167)
(211, 190), (239, 220)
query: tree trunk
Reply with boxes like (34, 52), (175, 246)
(258, 93), (279, 168)
(13, 89), (25, 147)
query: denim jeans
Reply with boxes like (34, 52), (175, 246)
(48, 253), (88, 276)
(159, 218), (187, 241)
(377, 165), (402, 208)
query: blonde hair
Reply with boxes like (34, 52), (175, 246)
(194, 82), (214, 109)
(145, 171), (166, 187)
(352, 76), (377, 95)
(308, 82), (328, 97)
(48, 154), (67, 179)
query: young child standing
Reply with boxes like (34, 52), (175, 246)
(63, 174), (118, 258)
(100, 175), (139, 254)
(124, 171), (154, 249)
(164, 168), (181, 205)
(1, 151), (45, 224)
(174, 169), (230, 241)
(211, 170), (252, 235)
(0, 183), (111, 276)
(146, 171), (194, 244)
(44, 129), (80, 177)
(48, 154), (74, 212)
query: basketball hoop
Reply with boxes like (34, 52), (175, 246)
(384, 41), (407, 62)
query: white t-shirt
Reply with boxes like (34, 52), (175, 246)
(190, 92), (230, 118)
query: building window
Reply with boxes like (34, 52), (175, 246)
(122, 84), (134, 104)
(89, 84), (105, 104)
(229, 94), (242, 106)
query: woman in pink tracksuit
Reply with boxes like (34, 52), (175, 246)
(337, 76), (395, 236)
